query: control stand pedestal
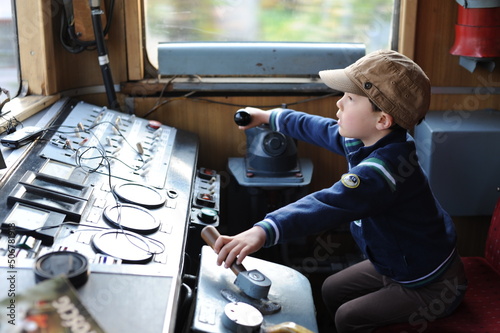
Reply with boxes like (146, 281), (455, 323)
(191, 246), (318, 333)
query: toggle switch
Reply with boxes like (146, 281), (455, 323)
(198, 167), (217, 180)
(196, 193), (216, 208)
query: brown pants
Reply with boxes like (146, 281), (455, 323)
(321, 254), (467, 333)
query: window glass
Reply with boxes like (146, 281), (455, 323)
(0, 1), (19, 106)
(145, 0), (395, 68)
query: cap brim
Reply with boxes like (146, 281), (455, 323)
(319, 69), (365, 96)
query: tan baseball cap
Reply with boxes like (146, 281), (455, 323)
(319, 50), (431, 130)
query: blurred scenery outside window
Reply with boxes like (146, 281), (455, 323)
(145, 0), (395, 69)
(0, 1), (19, 106)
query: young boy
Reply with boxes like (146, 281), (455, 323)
(213, 50), (467, 332)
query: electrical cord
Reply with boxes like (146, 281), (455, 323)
(0, 87), (11, 112)
(36, 221), (166, 256)
(0, 113), (22, 135)
(144, 90), (339, 118)
(59, 0), (115, 54)
(189, 92), (339, 109)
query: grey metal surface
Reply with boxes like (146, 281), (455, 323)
(158, 42), (365, 77)
(228, 157), (313, 187)
(192, 246), (318, 333)
(0, 99), (200, 332)
(0, 265), (174, 333)
(414, 109), (500, 216)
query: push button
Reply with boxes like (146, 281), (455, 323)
(197, 207), (218, 224)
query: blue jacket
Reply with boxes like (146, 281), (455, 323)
(256, 109), (457, 287)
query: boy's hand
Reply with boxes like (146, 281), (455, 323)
(236, 107), (272, 130)
(213, 226), (266, 268)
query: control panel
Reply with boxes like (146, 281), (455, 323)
(0, 99), (200, 333)
(38, 101), (176, 189)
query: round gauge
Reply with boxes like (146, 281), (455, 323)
(113, 182), (166, 209)
(34, 251), (89, 288)
(91, 230), (161, 264)
(103, 204), (160, 234)
(222, 302), (263, 332)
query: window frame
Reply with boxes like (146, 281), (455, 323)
(0, 0), (21, 106)
(136, 0), (405, 93)
(156, 41), (366, 93)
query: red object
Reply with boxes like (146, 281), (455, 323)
(375, 198), (500, 332)
(147, 120), (162, 129)
(450, 6), (500, 58)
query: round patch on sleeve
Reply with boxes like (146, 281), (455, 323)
(341, 173), (360, 188)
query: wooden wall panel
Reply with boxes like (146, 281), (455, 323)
(124, 0), (145, 80)
(52, 0), (128, 93)
(398, 0), (418, 58)
(430, 91), (500, 112)
(414, 0), (458, 86)
(133, 95), (347, 194)
(17, 0), (57, 95)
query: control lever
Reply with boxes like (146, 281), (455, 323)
(201, 225), (272, 300)
(234, 109), (252, 126)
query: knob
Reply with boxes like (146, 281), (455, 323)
(197, 207), (218, 224)
(263, 132), (287, 156)
(234, 109), (252, 126)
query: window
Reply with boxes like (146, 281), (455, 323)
(145, 0), (395, 69)
(0, 1), (20, 108)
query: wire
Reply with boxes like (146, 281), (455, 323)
(0, 86), (19, 135)
(0, 87), (11, 112)
(189, 92), (339, 109)
(54, 119), (145, 172)
(143, 90), (339, 118)
(143, 90), (196, 118)
(0, 115), (23, 135)
(37, 221), (166, 256)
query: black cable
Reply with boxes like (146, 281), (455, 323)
(143, 90), (196, 118)
(68, 123), (164, 255)
(37, 222), (166, 256)
(190, 92), (339, 109)
(143, 91), (339, 118)
(0, 87), (11, 112)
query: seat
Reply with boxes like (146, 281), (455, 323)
(375, 197), (500, 333)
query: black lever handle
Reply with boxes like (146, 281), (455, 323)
(234, 109), (252, 126)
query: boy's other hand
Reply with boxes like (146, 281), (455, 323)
(213, 226), (266, 268)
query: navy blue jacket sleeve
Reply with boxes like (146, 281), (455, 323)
(270, 109), (346, 156)
(256, 158), (397, 246)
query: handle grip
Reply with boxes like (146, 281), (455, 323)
(201, 225), (247, 276)
(234, 109), (252, 126)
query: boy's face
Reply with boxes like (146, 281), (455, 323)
(335, 93), (386, 146)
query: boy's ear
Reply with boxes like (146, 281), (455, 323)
(376, 112), (395, 130)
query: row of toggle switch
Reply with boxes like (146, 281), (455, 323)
(191, 167), (221, 226)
